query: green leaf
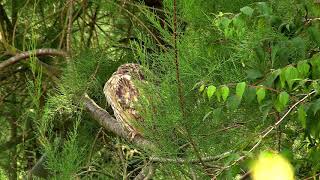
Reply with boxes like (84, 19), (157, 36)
(220, 85), (230, 102)
(199, 84), (205, 93)
(274, 100), (283, 112)
(216, 89), (221, 102)
(279, 91), (289, 108)
(285, 66), (299, 90)
(310, 99), (320, 115)
(240, 6), (254, 17)
(297, 60), (310, 78)
(297, 106), (307, 129)
(259, 101), (273, 121)
(207, 85), (217, 100)
(245, 87), (256, 103)
(308, 27), (320, 47)
(212, 108), (223, 121)
(311, 55), (320, 79)
(312, 81), (320, 94)
(274, 91), (289, 112)
(246, 69), (263, 80)
(220, 17), (232, 29)
(256, 87), (266, 104)
(227, 95), (241, 110)
(257, 2), (271, 16)
(264, 69), (281, 87)
(236, 82), (246, 99)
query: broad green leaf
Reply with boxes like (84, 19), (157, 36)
(311, 55), (320, 79)
(207, 85), (216, 100)
(257, 2), (271, 16)
(240, 6), (254, 17)
(199, 84), (205, 93)
(264, 69), (281, 87)
(236, 82), (246, 99)
(227, 95), (241, 110)
(308, 27), (320, 47)
(245, 87), (256, 103)
(216, 89), (221, 102)
(297, 106), (307, 128)
(259, 101), (273, 121)
(285, 66), (299, 90)
(220, 17), (232, 29)
(274, 100), (283, 112)
(246, 69), (263, 80)
(212, 108), (223, 121)
(256, 87), (266, 104)
(310, 99), (320, 115)
(297, 61), (310, 78)
(312, 81), (320, 94)
(220, 85), (230, 102)
(279, 91), (289, 108)
(279, 69), (286, 88)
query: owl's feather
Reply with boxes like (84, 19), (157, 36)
(103, 63), (145, 136)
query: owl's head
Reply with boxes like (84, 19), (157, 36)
(116, 63), (145, 80)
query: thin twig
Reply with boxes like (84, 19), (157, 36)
(107, 0), (166, 50)
(303, 172), (320, 180)
(149, 151), (232, 164)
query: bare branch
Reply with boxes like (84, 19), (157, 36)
(0, 48), (67, 71)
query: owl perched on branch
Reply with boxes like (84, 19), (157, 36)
(104, 63), (146, 138)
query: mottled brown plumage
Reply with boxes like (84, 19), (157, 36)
(104, 63), (145, 138)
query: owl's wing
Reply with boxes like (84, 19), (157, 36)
(103, 73), (142, 133)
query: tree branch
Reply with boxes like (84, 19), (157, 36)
(66, 0), (74, 56)
(150, 151), (232, 164)
(0, 48), (67, 71)
(82, 93), (155, 149)
(0, 3), (13, 39)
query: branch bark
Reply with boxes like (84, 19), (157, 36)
(66, 0), (74, 56)
(82, 93), (155, 149)
(0, 48), (67, 71)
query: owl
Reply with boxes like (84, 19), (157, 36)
(103, 63), (146, 139)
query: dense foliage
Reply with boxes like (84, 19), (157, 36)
(0, 0), (320, 179)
